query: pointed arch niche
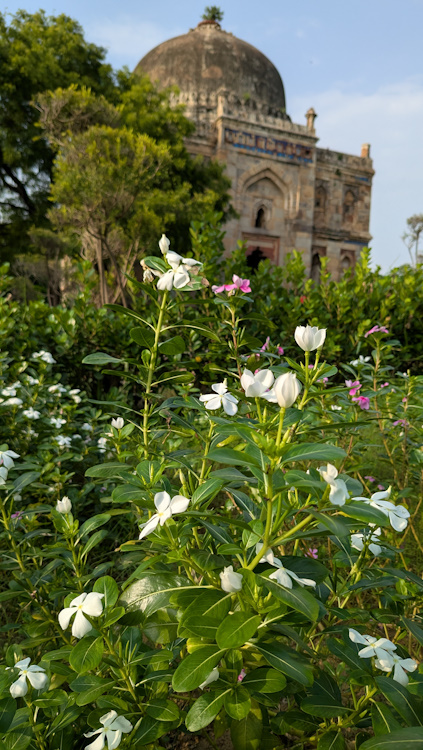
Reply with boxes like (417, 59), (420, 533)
(238, 167), (289, 268)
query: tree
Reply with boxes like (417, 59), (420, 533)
(402, 213), (423, 267)
(0, 10), (115, 259)
(202, 6), (224, 22)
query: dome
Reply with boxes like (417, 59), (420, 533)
(135, 20), (286, 116)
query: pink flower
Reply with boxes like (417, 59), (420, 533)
(377, 484), (385, 490)
(364, 475), (376, 483)
(317, 377), (329, 384)
(393, 419), (408, 428)
(237, 669), (246, 682)
(277, 346), (284, 355)
(212, 275), (251, 296)
(352, 395), (370, 410)
(364, 325), (389, 338)
(260, 337), (270, 352)
(402, 397), (408, 403)
(380, 382), (389, 388)
(346, 379), (361, 396)
(306, 548), (318, 559)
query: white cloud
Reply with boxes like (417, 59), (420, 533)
(291, 77), (423, 270)
(88, 18), (184, 68)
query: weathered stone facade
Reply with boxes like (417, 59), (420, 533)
(136, 20), (374, 279)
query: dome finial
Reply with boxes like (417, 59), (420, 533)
(201, 6), (224, 23)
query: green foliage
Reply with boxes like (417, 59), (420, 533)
(202, 6), (224, 23)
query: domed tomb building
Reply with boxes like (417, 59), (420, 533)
(136, 18), (374, 279)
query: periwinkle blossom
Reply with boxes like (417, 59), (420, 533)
(260, 336), (270, 352)
(56, 435), (72, 448)
(84, 710), (132, 750)
(318, 464), (349, 506)
(56, 496), (72, 514)
(364, 325), (389, 338)
(2, 397), (23, 407)
(294, 325), (326, 352)
(349, 629), (397, 665)
(59, 591), (104, 639)
(199, 381), (238, 416)
(220, 565), (243, 592)
(351, 526), (383, 556)
(212, 275), (251, 295)
(0, 449), (20, 469)
(48, 384), (67, 394)
(69, 389), (81, 404)
(139, 491), (190, 539)
(1, 384), (20, 397)
(0, 466), (8, 485)
(393, 419), (408, 428)
(375, 653), (418, 686)
(51, 417), (66, 428)
(111, 417), (124, 430)
(352, 395), (370, 410)
(255, 543), (316, 589)
(345, 379), (361, 396)
(157, 251), (202, 291)
(23, 407), (41, 419)
(9, 658), (48, 698)
(277, 346), (284, 355)
(159, 233), (170, 254)
(240, 368), (274, 398)
(98, 437), (107, 453)
(350, 355), (371, 366)
(353, 487), (410, 532)
(264, 372), (301, 408)
(32, 350), (56, 364)
(199, 668), (219, 690)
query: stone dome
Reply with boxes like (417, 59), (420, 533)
(135, 20), (286, 116)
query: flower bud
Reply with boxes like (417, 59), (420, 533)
(111, 417), (124, 430)
(294, 325), (326, 352)
(159, 234), (170, 254)
(273, 372), (301, 408)
(56, 496), (72, 514)
(219, 565), (243, 593)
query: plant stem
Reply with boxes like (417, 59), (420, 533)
(142, 290), (168, 456)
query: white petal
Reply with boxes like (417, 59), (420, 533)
(100, 711), (118, 726)
(212, 382), (227, 395)
(169, 495), (190, 514)
(82, 592), (104, 617)
(351, 534), (364, 551)
(358, 645), (377, 659)
(256, 369), (275, 389)
(240, 370), (254, 391)
(166, 251), (183, 267)
(393, 663), (409, 685)
(106, 730), (122, 750)
(84, 728), (103, 738)
(199, 668), (220, 690)
(157, 270), (174, 291)
(72, 609), (92, 639)
(85, 733), (106, 750)
(173, 268), (190, 289)
(222, 395), (238, 416)
(70, 593), (88, 608)
(58, 606), (76, 631)
(269, 568), (293, 588)
(10, 674), (28, 698)
(371, 488), (392, 502)
(14, 658), (31, 670)
(154, 492), (171, 513)
(27, 670), (48, 690)
(109, 716), (132, 733)
(158, 507), (172, 525)
(261, 388), (278, 402)
(139, 515), (160, 539)
(389, 512), (408, 532)
(369, 543), (382, 556)
(202, 395), (222, 410)
(349, 629), (370, 645)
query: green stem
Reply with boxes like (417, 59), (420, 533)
(142, 290), (169, 456)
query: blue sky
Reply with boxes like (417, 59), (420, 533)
(5, 0), (423, 270)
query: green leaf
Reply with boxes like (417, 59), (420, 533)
(402, 617), (423, 647)
(130, 326), (155, 348)
(281, 443), (347, 464)
(371, 702), (401, 735)
(216, 612), (261, 649)
(179, 319), (221, 341)
(327, 638), (372, 674)
(183, 615), (220, 640)
(172, 645), (226, 692)
(242, 668), (287, 693)
(159, 335), (185, 355)
(375, 676), (423, 725)
(344, 502), (389, 526)
(111, 484), (150, 505)
(81, 529), (108, 557)
(230, 703), (263, 750)
(85, 462), (131, 479)
(12, 471), (40, 493)
(202, 520), (233, 544)
(69, 636), (104, 674)
(0, 697), (16, 733)
(82, 352), (122, 365)
(93, 576), (119, 608)
(120, 572), (192, 618)
(225, 687), (251, 720)
(145, 699), (179, 722)
(261, 575), (320, 621)
(186, 690), (230, 731)
(179, 589), (232, 628)
(317, 731), (346, 749)
(76, 681), (116, 706)
(132, 715), (168, 746)
(192, 478), (223, 506)
(207, 448), (261, 469)
(310, 510), (350, 539)
(361, 727), (423, 749)
(4, 727), (32, 750)
(78, 514), (111, 538)
(302, 694), (350, 718)
(255, 642), (314, 686)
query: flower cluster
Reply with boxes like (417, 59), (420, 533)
(364, 325), (389, 337)
(212, 275), (251, 295)
(257, 544), (316, 588)
(349, 629), (417, 685)
(318, 463), (349, 506)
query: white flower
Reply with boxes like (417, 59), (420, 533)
(157, 251), (202, 291)
(9, 657), (48, 698)
(159, 234), (171, 254)
(2, 384), (19, 397)
(32, 350), (56, 364)
(353, 488), (410, 532)
(2, 397), (23, 407)
(23, 407), (41, 419)
(199, 381), (238, 416)
(84, 710), (132, 750)
(199, 668), (220, 690)
(69, 389), (81, 404)
(349, 629), (397, 665)
(0, 466), (8, 485)
(294, 325), (326, 352)
(73, 433), (82, 440)
(82, 423), (93, 431)
(56, 435), (72, 448)
(255, 542), (277, 566)
(331, 405), (342, 411)
(98, 437), (107, 453)
(0, 449), (19, 470)
(58, 591), (104, 639)
(351, 527), (382, 556)
(220, 565), (243, 593)
(264, 372), (301, 408)
(139, 491), (190, 539)
(51, 417), (66, 428)
(48, 384), (67, 394)
(111, 417), (124, 430)
(56, 496), (72, 514)
(350, 355), (371, 366)
(26, 376), (39, 385)
(375, 653), (418, 686)
(268, 562), (316, 589)
(240, 369), (274, 397)
(318, 464), (349, 506)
